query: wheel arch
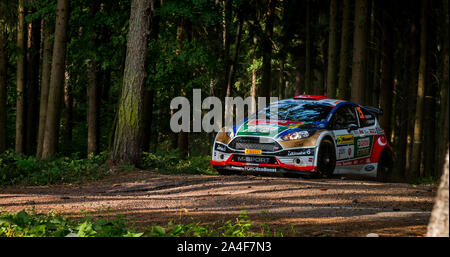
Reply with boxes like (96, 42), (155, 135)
(313, 131), (337, 167)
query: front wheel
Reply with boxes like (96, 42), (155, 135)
(316, 138), (336, 178)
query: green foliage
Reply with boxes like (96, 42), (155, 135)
(0, 209), (284, 237)
(0, 210), (142, 237)
(146, 211), (269, 237)
(0, 150), (108, 186)
(142, 150), (217, 175)
(409, 176), (441, 186)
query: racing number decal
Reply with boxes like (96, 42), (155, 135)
(356, 106), (365, 119)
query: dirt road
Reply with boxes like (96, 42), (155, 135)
(0, 170), (437, 236)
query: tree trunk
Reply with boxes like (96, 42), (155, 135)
(111, 0), (151, 166)
(225, 11), (243, 98)
(16, 0), (27, 154)
(305, 0), (312, 94)
(142, 0), (161, 153)
(41, 0), (70, 160)
(436, 0), (449, 177)
(405, 22), (419, 176)
(87, 1), (100, 157)
(87, 61), (99, 156)
(427, 147), (449, 237)
(37, 19), (53, 159)
(0, 22), (7, 153)
(326, 0), (338, 98)
(350, 0), (369, 104)
(379, 1), (394, 141)
(261, 0), (276, 98)
(63, 73), (72, 152)
(337, 0), (352, 100)
(409, 0), (428, 179)
(25, 15), (41, 155)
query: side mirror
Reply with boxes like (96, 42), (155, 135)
(347, 124), (358, 132)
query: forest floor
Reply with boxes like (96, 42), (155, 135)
(0, 170), (438, 237)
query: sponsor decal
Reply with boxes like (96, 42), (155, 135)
(357, 137), (370, 148)
(376, 127), (384, 134)
(337, 157), (371, 167)
(356, 107), (365, 119)
(336, 134), (354, 144)
(337, 145), (354, 160)
(369, 128), (376, 134)
(244, 148), (262, 155)
(215, 144), (226, 152)
(235, 155), (272, 164)
(243, 166), (277, 172)
(287, 148), (315, 156)
(364, 164), (375, 171)
(356, 148), (370, 156)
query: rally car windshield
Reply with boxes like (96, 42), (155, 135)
(257, 101), (333, 122)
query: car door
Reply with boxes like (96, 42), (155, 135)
(353, 106), (377, 161)
(329, 104), (361, 171)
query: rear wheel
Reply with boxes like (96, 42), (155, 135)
(376, 150), (393, 182)
(317, 138), (336, 178)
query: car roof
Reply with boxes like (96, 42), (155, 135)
(275, 96), (354, 108)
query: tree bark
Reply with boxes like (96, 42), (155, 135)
(261, 0), (276, 98)
(37, 19), (53, 159)
(409, 0), (428, 179)
(337, 0), (352, 100)
(25, 14), (41, 155)
(305, 0), (312, 94)
(63, 72), (72, 152)
(427, 147), (449, 237)
(87, 1), (100, 157)
(87, 61), (99, 156)
(41, 0), (70, 160)
(379, 1), (394, 141)
(326, 0), (338, 98)
(225, 11), (243, 98)
(16, 0), (27, 154)
(0, 21), (7, 153)
(111, 0), (151, 166)
(350, 0), (369, 104)
(436, 0), (449, 177)
(142, 0), (161, 153)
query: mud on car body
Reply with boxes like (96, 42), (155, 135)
(210, 95), (394, 181)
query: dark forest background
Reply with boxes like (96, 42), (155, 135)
(0, 0), (448, 183)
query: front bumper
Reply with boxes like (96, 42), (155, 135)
(210, 154), (316, 174)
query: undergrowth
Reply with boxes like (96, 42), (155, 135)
(0, 210), (284, 237)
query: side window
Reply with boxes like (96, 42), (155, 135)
(356, 106), (376, 127)
(331, 105), (358, 130)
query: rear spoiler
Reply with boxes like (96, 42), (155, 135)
(362, 106), (383, 116)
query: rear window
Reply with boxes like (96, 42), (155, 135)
(357, 106), (376, 127)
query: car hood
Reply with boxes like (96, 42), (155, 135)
(234, 119), (325, 139)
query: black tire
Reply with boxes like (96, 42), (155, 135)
(316, 138), (336, 178)
(376, 150), (393, 182)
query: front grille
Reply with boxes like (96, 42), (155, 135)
(231, 155), (278, 164)
(228, 137), (282, 152)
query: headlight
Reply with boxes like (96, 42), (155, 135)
(225, 128), (234, 138)
(281, 131), (311, 141)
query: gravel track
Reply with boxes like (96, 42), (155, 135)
(0, 170), (437, 236)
